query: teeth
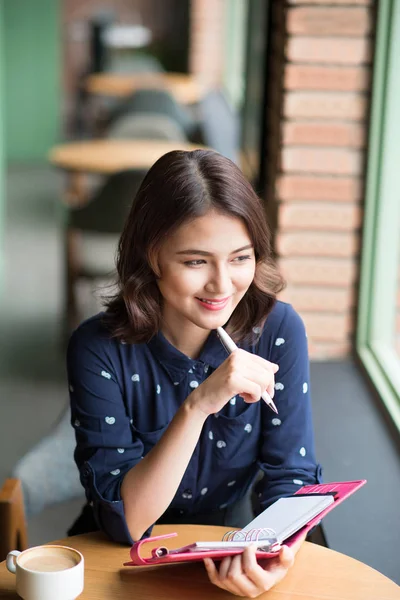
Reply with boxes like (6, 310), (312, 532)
(199, 298), (226, 305)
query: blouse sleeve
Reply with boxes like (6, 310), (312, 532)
(67, 323), (144, 545)
(254, 303), (323, 509)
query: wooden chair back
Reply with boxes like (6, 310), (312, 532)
(0, 478), (28, 561)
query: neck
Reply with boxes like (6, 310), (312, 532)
(160, 319), (210, 359)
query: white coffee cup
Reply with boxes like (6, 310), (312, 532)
(6, 544), (84, 600)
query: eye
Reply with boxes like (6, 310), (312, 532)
(184, 259), (206, 267)
(232, 254), (253, 263)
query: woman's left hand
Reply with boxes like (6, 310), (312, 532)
(203, 536), (305, 598)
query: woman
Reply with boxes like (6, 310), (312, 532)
(68, 149), (322, 597)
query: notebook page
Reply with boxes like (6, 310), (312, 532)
(241, 495), (334, 543)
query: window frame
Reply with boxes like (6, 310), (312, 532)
(357, 0), (400, 432)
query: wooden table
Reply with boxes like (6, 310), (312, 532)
(85, 72), (206, 105)
(49, 139), (208, 175)
(49, 139), (209, 206)
(1, 525), (399, 599)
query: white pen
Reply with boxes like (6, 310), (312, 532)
(216, 326), (278, 414)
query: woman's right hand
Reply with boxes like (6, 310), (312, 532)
(186, 349), (279, 417)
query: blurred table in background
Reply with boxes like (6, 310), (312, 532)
(48, 139), (209, 206)
(85, 72), (206, 106)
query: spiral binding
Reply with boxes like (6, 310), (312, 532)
(222, 528), (278, 543)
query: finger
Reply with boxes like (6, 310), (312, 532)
(236, 366), (276, 401)
(290, 533), (307, 556)
(239, 363), (275, 399)
(203, 558), (222, 588)
(240, 351), (279, 374)
(236, 375), (263, 403)
(210, 556), (245, 596)
(279, 545), (295, 568)
(241, 545), (274, 592)
(204, 557), (243, 596)
(217, 555), (233, 580)
(225, 553), (259, 597)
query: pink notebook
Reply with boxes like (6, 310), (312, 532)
(124, 479), (366, 566)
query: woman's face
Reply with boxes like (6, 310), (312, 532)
(156, 210), (256, 337)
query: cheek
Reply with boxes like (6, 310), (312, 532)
(158, 266), (199, 297)
(235, 264), (256, 290)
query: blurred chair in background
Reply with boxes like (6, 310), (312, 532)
(198, 89), (240, 163)
(106, 112), (188, 141)
(0, 405), (83, 561)
(65, 169), (147, 330)
(104, 88), (197, 140)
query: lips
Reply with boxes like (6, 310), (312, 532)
(196, 297), (231, 311)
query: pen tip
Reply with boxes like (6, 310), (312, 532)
(270, 401), (279, 414)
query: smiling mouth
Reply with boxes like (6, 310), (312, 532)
(196, 297), (230, 306)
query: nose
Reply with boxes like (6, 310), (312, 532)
(204, 263), (232, 295)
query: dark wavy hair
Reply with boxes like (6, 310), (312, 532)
(104, 149), (285, 343)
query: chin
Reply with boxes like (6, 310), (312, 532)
(193, 311), (234, 331)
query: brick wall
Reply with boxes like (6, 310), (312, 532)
(188, 0), (225, 87)
(267, 0), (375, 359)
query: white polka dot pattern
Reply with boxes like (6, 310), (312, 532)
(275, 382), (284, 391)
(244, 423), (252, 433)
(299, 447), (306, 456)
(303, 382), (308, 394)
(105, 416), (115, 425)
(275, 338), (285, 346)
(74, 419), (80, 427)
(229, 396), (236, 405)
(110, 469), (120, 476)
(208, 431), (214, 440)
(293, 479), (303, 485)
(216, 440), (226, 448)
(201, 487), (208, 495)
(117, 448), (125, 454)
(101, 370), (111, 379)
(189, 380), (199, 388)
(131, 374), (140, 382)
(271, 418), (281, 426)
(156, 384), (161, 394)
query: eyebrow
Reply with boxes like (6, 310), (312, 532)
(176, 244), (253, 256)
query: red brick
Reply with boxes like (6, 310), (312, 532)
(283, 121), (365, 147)
(284, 92), (367, 120)
(279, 257), (357, 286)
(279, 285), (355, 312)
(287, 6), (371, 36)
(302, 312), (352, 342)
(279, 202), (362, 231)
(284, 65), (370, 92)
(282, 148), (362, 175)
(277, 231), (359, 257)
(276, 175), (362, 202)
(287, 37), (371, 65)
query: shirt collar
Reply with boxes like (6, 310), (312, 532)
(147, 329), (228, 383)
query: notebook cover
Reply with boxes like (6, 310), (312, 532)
(124, 479), (367, 566)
